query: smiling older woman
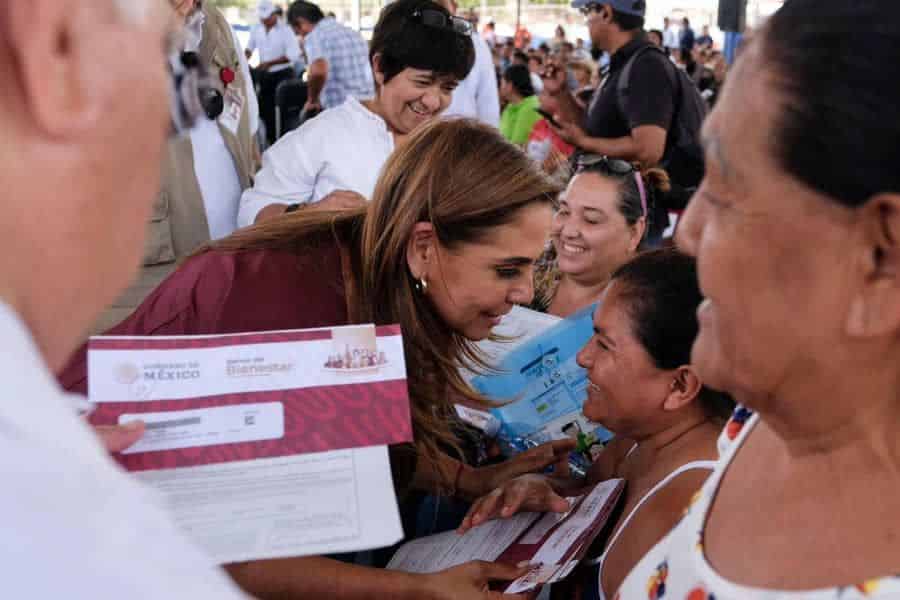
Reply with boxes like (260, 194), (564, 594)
(614, 1), (900, 598)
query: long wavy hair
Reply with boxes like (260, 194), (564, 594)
(207, 119), (561, 460)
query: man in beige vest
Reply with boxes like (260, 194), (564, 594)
(96, 0), (258, 332)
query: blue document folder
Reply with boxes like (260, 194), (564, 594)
(472, 305), (614, 453)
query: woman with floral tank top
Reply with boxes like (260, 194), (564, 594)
(614, 0), (900, 598)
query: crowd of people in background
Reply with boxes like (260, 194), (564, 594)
(5, 0), (899, 599)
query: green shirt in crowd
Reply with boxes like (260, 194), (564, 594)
(499, 95), (541, 145)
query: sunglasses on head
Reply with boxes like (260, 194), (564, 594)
(411, 8), (473, 36)
(578, 2), (603, 16)
(576, 153), (635, 175)
(576, 154), (648, 216)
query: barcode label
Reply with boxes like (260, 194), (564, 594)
(145, 417), (202, 430)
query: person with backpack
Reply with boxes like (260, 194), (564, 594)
(541, 0), (707, 238)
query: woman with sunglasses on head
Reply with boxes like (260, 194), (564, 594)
(532, 156), (669, 318)
(237, 0), (476, 227)
(459, 249), (734, 600)
(60, 119), (570, 600)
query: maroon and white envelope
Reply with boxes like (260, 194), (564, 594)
(387, 478), (625, 594)
(88, 324), (412, 470)
(87, 324), (413, 563)
(500, 478), (625, 593)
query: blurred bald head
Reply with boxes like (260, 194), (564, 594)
(0, 0), (173, 370)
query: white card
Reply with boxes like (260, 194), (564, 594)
(118, 401), (284, 454)
(505, 560), (580, 594)
(219, 87), (244, 135)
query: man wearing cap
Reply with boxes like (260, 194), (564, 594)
(247, 0), (301, 143)
(543, 0), (675, 172)
(96, 0), (259, 333)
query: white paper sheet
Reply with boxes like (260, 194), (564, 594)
(461, 306), (562, 381)
(136, 446), (403, 564)
(386, 511), (540, 573)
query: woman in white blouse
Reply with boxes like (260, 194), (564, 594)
(238, 0), (476, 227)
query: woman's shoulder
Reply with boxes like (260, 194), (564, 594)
(303, 99), (374, 136)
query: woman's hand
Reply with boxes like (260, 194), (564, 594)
(420, 561), (534, 600)
(92, 421), (145, 453)
(464, 439), (576, 499)
(458, 474), (570, 533)
(550, 119), (588, 149)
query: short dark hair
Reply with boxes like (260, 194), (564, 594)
(610, 8), (644, 32)
(370, 0), (475, 84)
(513, 50), (529, 64)
(503, 64), (535, 97)
(610, 249), (735, 421)
(287, 0), (324, 25)
(761, 0), (900, 208)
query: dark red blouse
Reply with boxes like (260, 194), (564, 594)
(59, 233), (350, 394)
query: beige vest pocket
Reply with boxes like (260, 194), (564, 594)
(142, 192), (177, 266)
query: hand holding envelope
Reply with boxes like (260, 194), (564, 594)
(92, 421), (145, 453)
(458, 474), (573, 534)
(421, 562), (536, 600)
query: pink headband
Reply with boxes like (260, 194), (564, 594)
(634, 171), (647, 217)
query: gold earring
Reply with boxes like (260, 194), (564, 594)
(419, 276), (428, 293)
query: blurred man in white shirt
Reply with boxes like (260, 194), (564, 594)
(0, 0), (251, 597)
(247, 0), (301, 143)
(439, 0), (500, 127)
(663, 16), (681, 58)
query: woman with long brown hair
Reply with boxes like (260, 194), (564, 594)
(60, 118), (570, 599)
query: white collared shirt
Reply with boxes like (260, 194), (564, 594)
(444, 32), (501, 127)
(238, 97), (393, 226)
(0, 302), (247, 599)
(248, 22), (300, 73)
(664, 25), (681, 50)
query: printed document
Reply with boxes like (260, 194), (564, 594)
(388, 479), (624, 593)
(87, 324), (412, 563)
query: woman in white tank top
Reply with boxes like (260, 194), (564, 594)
(459, 249), (734, 600)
